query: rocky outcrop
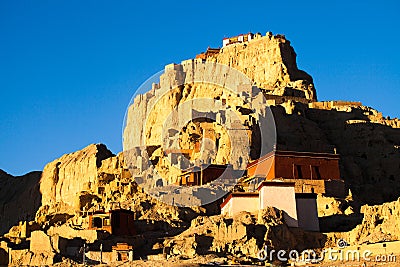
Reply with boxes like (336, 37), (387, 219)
(304, 104), (400, 204)
(122, 33), (315, 196)
(34, 143), (216, 229)
(0, 170), (41, 235)
(121, 33), (400, 205)
(213, 33), (316, 100)
(164, 208), (326, 261)
(122, 61), (276, 207)
(37, 144), (114, 215)
(324, 198), (400, 248)
(349, 198), (400, 244)
(9, 230), (59, 266)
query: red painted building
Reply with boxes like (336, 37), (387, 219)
(247, 150), (341, 181)
(177, 164), (232, 186)
(88, 209), (135, 236)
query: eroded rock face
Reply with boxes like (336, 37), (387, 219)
(303, 104), (400, 204)
(9, 231), (57, 266)
(121, 33), (400, 205)
(122, 33), (314, 192)
(350, 198), (400, 244)
(213, 33), (316, 100)
(34, 143), (215, 229)
(0, 170), (41, 235)
(38, 144), (114, 214)
(164, 208), (325, 260)
(325, 198), (400, 247)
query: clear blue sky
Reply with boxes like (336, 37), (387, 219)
(1, 1), (399, 175)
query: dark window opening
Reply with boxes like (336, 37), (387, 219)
(312, 166), (322, 179)
(296, 165), (303, 179)
(93, 217), (103, 228)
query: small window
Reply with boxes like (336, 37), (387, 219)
(312, 166), (322, 179)
(295, 165), (303, 179)
(93, 217), (103, 228)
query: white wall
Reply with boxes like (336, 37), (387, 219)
(259, 184), (298, 227)
(221, 195), (259, 217)
(231, 197), (259, 215)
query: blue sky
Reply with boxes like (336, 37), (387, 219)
(1, 1), (399, 175)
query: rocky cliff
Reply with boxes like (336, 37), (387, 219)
(214, 33), (316, 100)
(35, 144), (215, 227)
(38, 144), (114, 214)
(164, 208), (325, 260)
(0, 169), (41, 234)
(122, 32), (316, 199)
(350, 198), (400, 244)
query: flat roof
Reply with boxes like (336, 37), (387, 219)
(256, 181), (296, 191)
(90, 208), (134, 216)
(247, 150), (340, 169)
(180, 164), (231, 175)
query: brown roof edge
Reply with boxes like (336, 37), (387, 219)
(181, 164), (231, 174)
(220, 193), (233, 209)
(247, 150), (340, 169)
(257, 181), (296, 191)
(274, 150), (340, 158)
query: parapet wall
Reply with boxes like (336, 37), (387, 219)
(278, 178), (346, 198)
